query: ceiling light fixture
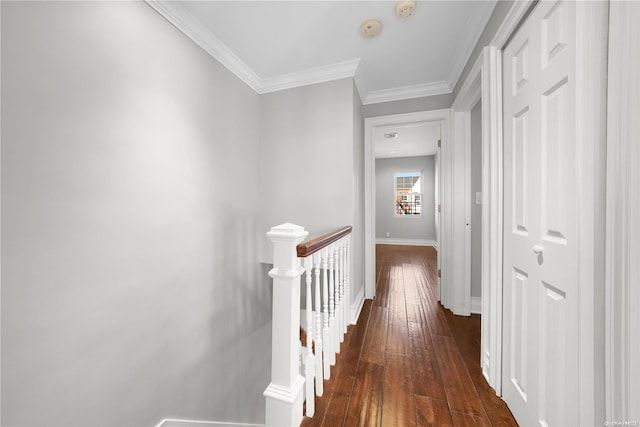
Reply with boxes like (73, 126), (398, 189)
(395, 0), (416, 18)
(360, 19), (382, 38)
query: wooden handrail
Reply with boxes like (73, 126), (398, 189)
(296, 226), (352, 258)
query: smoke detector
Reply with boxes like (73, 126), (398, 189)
(395, 0), (416, 18)
(360, 19), (382, 38)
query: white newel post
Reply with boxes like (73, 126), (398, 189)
(264, 223), (308, 427)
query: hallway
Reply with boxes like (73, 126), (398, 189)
(301, 244), (517, 426)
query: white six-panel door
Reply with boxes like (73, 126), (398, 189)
(502, 1), (581, 426)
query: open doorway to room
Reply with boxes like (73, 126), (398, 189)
(469, 100), (482, 314)
(373, 122), (440, 248)
(364, 110), (450, 300)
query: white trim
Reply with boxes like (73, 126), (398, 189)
(452, 56), (483, 112)
(350, 286), (365, 325)
(156, 419), (264, 427)
(259, 59), (360, 94)
(446, 0), (498, 90)
(353, 64), (369, 104)
(263, 377), (304, 404)
(575, 3), (609, 425)
(362, 81), (452, 105)
(144, 0), (261, 91)
(145, 1), (360, 96)
(0, 5), (3, 400)
(364, 110), (451, 301)
(460, 0), (533, 394)
(605, 1), (640, 424)
(483, 44), (504, 395)
(145, 0), (463, 103)
(375, 238), (438, 248)
(471, 297), (482, 315)
(478, 2), (608, 420)
(450, 83), (480, 318)
(452, 50), (483, 320)
(438, 112), (453, 310)
(490, 1), (535, 50)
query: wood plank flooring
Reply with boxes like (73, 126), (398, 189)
(301, 244), (517, 427)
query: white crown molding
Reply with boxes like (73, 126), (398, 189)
(146, 0), (361, 95)
(446, 0), (498, 90)
(145, 0), (262, 91)
(353, 64), (369, 104)
(363, 81), (452, 105)
(259, 59), (360, 94)
(146, 0), (477, 103)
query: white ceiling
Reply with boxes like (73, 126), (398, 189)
(147, 0), (497, 104)
(374, 121), (440, 159)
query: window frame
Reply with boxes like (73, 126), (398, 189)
(393, 170), (423, 218)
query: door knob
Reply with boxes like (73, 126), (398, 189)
(533, 244), (544, 255)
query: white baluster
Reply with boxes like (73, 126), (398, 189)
(342, 238), (348, 333)
(303, 257), (315, 417)
(298, 343), (303, 393)
(339, 239), (346, 339)
(332, 244), (340, 353)
(328, 243), (337, 364)
(313, 253), (324, 395)
(346, 235), (351, 326)
(321, 247), (332, 376)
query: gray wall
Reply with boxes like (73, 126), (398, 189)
(470, 101), (482, 298)
(259, 78), (363, 305)
(375, 156), (436, 242)
(362, 93), (452, 119)
(1, 2), (270, 426)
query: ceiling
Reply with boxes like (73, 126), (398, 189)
(146, 0), (497, 104)
(374, 121), (440, 159)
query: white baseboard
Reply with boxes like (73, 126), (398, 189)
(471, 296), (482, 314)
(156, 419), (264, 427)
(376, 238), (438, 250)
(350, 286), (365, 324)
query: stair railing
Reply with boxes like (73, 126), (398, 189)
(263, 223), (352, 427)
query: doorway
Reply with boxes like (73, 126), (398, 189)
(469, 100), (482, 315)
(364, 110), (451, 300)
(374, 123), (440, 247)
(500, 1), (607, 425)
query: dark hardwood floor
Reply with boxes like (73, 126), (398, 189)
(301, 244), (518, 427)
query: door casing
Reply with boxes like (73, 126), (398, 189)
(451, 5), (608, 419)
(364, 110), (451, 300)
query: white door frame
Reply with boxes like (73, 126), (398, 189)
(453, 3), (608, 408)
(364, 110), (451, 300)
(451, 45), (506, 391)
(605, 1), (640, 424)
(451, 59), (481, 319)
(449, 1), (533, 392)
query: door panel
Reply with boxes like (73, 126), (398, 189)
(502, 1), (580, 426)
(509, 267), (528, 401)
(541, 78), (570, 246)
(512, 107), (529, 236)
(540, 280), (568, 427)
